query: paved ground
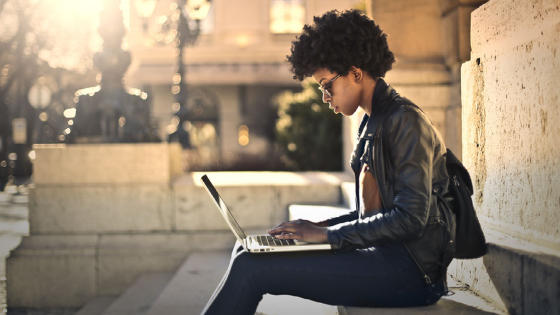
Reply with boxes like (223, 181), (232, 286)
(0, 185), (30, 315)
(0, 184), (73, 315)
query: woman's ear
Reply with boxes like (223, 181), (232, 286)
(350, 66), (363, 82)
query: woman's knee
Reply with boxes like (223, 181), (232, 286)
(229, 251), (272, 280)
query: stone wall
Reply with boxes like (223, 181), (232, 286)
(462, 0), (560, 250)
(454, 0), (560, 313)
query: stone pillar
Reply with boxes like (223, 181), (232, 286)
(441, 0), (488, 159)
(462, 0), (560, 256)
(457, 0), (560, 313)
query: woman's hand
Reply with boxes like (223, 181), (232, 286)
(267, 219), (329, 243)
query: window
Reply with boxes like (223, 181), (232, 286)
(269, 0), (305, 34)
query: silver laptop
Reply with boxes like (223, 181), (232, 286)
(201, 175), (332, 253)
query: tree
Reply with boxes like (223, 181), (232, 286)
(276, 80), (343, 171)
(0, 0), (99, 179)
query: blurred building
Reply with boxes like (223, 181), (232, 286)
(125, 0), (363, 166)
(124, 0), (487, 170)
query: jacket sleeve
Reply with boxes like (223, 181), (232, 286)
(325, 210), (359, 226)
(327, 109), (434, 251)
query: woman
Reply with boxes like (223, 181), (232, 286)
(202, 9), (454, 315)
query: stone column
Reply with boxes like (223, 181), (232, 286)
(457, 0), (560, 313)
(441, 0), (488, 159)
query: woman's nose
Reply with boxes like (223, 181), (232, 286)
(322, 93), (332, 103)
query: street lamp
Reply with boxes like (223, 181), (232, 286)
(136, 0), (211, 147)
(181, 0), (212, 20)
(28, 82), (52, 110)
(173, 0), (211, 125)
(28, 79), (53, 144)
(132, 0), (159, 33)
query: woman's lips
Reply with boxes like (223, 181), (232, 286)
(334, 106), (339, 114)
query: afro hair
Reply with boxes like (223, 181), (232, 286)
(287, 9), (395, 81)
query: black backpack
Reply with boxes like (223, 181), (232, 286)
(440, 149), (487, 259)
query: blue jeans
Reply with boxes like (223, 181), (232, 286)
(202, 242), (444, 315)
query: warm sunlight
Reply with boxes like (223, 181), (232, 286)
(37, 0), (104, 70)
(0, 0), (106, 71)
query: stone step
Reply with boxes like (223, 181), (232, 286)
(342, 277), (506, 315)
(75, 297), (117, 315)
(448, 225), (560, 315)
(101, 273), (173, 315)
(257, 295), (340, 315)
(146, 252), (231, 315)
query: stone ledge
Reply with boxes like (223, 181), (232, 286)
(173, 171), (353, 187)
(29, 184), (174, 234)
(174, 176), (347, 231)
(450, 225), (560, 315)
(342, 287), (505, 314)
(32, 142), (183, 185)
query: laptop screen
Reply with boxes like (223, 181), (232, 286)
(201, 175), (248, 243)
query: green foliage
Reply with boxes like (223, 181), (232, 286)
(276, 80), (343, 171)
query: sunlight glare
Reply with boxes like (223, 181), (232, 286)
(35, 0), (104, 71)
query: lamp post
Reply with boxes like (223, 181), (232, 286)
(133, 0), (211, 146)
(133, 0), (159, 33)
(28, 80), (53, 144)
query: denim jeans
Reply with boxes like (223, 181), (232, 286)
(202, 241), (444, 315)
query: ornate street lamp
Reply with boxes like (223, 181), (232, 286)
(173, 0), (211, 126)
(132, 0), (159, 33)
(136, 0), (211, 147)
(181, 0), (212, 20)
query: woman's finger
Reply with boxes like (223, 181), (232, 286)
(268, 225), (298, 234)
(274, 232), (302, 240)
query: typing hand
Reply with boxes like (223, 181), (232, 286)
(268, 219), (328, 243)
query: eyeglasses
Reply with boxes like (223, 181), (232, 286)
(318, 74), (340, 98)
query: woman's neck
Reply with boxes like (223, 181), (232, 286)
(359, 77), (378, 116)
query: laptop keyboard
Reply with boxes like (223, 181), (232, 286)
(256, 235), (296, 246)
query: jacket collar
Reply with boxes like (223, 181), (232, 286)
(358, 78), (398, 139)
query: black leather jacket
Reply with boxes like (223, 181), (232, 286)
(326, 79), (454, 282)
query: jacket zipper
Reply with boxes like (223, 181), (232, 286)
(404, 243), (433, 286)
(372, 135), (387, 209)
